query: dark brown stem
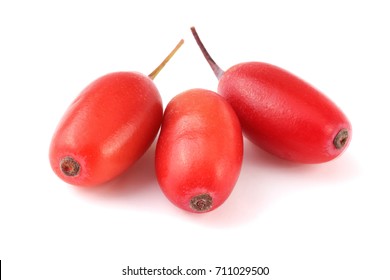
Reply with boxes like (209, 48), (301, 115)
(148, 39), (184, 80)
(333, 129), (349, 149)
(60, 156), (80, 177)
(190, 27), (225, 80)
(190, 193), (213, 212)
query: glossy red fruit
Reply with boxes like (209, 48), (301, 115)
(155, 89), (243, 213)
(191, 27), (351, 164)
(49, 40), (183, 187)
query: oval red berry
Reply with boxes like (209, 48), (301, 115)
(155, 89), (243, 213)
(219, 62), (352, 163)
(49, 72), (163, 186)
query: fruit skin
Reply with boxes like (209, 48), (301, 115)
(218, 62), (352, 163)
(49, 71), (163, 186)
(155, 89), (243, 213)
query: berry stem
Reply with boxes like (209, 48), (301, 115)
(190, 26), (225, 80)
(148, 39), (184, 80)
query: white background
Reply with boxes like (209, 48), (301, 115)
(1, 0), (389, 279)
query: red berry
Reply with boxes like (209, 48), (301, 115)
(155, 89), (243, 213)
(49, 40), (183, 187)
(191, 27), (351, 163)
